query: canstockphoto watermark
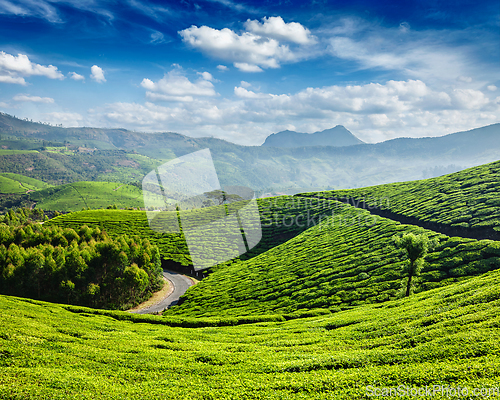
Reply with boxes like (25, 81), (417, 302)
(366, 385), (500, 397)
(142, 148), (262, 271)
(261, 209), (380, 229)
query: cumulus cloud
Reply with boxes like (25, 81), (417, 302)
(234, 86), (270, 99)
(90, 65), (106, 83)
(69, 72), (85, 81)
(0, 51), (64, 85)
(42, 111), (83, 126)
(13, 94), (55, 103)
(243, 16), (315, 44)
(179, 21), (306, 72)
(217, 65), (228, 71)
(234, 63), (263, 72)
(140, 69), (217, 102)
(487, 85), (497, 91)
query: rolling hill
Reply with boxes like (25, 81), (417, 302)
(309, 160), (500, 237)
(29, 181), (154, 211)
(1, 265), (500, 398)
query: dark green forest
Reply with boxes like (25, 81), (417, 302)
(0, 208), (162, 309)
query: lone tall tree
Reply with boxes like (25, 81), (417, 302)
(394, 233), (430, 297)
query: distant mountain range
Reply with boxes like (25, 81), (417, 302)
(1, 112), (499, 193)
(262, 125), (364, 148)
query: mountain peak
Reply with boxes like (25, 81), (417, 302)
(262, 126), (364, 148)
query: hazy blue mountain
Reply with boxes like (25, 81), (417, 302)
(1, 112), (500, 193)
(262, 125), (365, 147)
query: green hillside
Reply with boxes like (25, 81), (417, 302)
(310, 160), (500, 233)
(0, 148), (163, 186)
(48, 196), (344, 267)
(0, 173), (51, 194)
(48, 209), (192, 266)
(0, 175), (25, 194)
(167, 199), (500, 317)
(29, 181), (160, 211)
(2, 266), (500, 399)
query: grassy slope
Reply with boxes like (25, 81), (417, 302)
(167, 200), (500, 317)
(0, 175), (25, 194)
(310, 160), (500, 232)
(0, 173), (51, 193)
(30, 181), (161, 211)
(47, 197), (342, 267)
(1, 267), (500, 399)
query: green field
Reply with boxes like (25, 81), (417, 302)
(2, 265), (500, 399)
(310, 160), (500, 232)
(0, 175), (25, 194)
(48, 196), (344, 267)
(168, 199), (500, 317)
(0, 173), (52, 194)
(0, 149), (38, 155)
(30, 181), (162, 211)
(3, 155), (500, 398)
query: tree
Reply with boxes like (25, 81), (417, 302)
(393, 233), (432, 297)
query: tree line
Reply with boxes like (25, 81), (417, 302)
(0, 208), (163, 309)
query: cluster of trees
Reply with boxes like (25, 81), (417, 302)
(0, 208), (162, 309)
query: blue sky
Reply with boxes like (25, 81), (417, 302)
(0, 0), (498, 145)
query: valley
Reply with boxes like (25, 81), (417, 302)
(1, 114), (500, 398)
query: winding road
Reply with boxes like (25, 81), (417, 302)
(132, 270), (194, 314)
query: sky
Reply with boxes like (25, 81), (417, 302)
(0, 0), (498, 146)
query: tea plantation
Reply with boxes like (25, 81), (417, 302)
(30, 182), (156, 212)
(309, 160), (500, 233)
(167, 200), (500, 317)
(47, 196), (342, 268)
(1, 265), (500, 399)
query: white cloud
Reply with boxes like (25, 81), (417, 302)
(0, 75), (26, 84)
(234, 86), (270, 99)
(69, 72), (85, 81)
(179, 24), (298, 71)
(451, 89), (489, 109)
(487, 85), (497, 91)
(198, 71), (214, 81)
(42, 111), (83, 126)
(0, 0), (114, 23)
(0, 51), (64, 85)
(244, 16), (315, 44)
(234, 63), (263, 72)
(240, 81), (251, 88)
(13, 94), (54, 103)
(217, 65), (228, 71)
(0, 0), (61, 23)
(150, 31), (166, 44)
(90, 65), (106, 83)
(140, 69), (217, 102)
(325, 22), (489, 85)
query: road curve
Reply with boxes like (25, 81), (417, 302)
(133, 269), (194, 314)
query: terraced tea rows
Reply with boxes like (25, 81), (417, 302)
(308, 160), (500, 233)
(168, 201), (500, 317)
(30, 181), (160, 211)
(48, 197), (341, 268)
(2, 265), (500, 399)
